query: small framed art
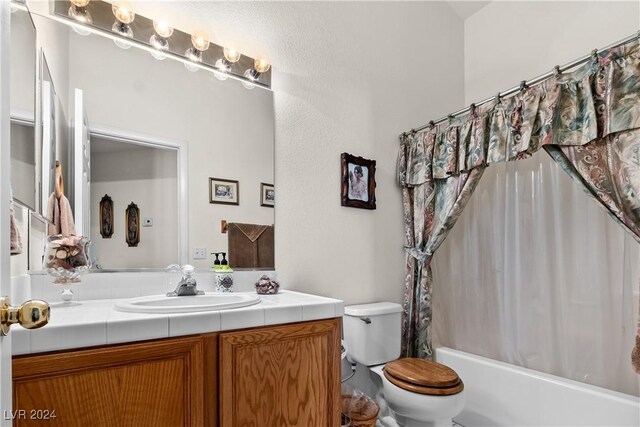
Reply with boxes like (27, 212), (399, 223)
(209, 178), (239, 205)
(341, 153), (376, 210)
(261, 183), (275, 207)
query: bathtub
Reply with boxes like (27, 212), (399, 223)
(435, 347), (640, 426)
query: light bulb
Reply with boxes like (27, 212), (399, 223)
(244, 69), (257, 82)
(70, 0), (90, 7)
(112, 3), (135, 24)
(254, 59), (270, 73)
(112, 21), (133, 49)
(150, 35), (168, 60)
(153, 21), (173, 38)
(191, 32), (210, 51)
(184, 48), (202, 72)
(214, 70), (229, 81)
(68, 5), (92, 26)
(223, 48), (241, 63)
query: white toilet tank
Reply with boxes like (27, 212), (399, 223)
(343, 302), (402, 366)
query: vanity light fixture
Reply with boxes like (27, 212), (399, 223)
(68, 0), (92, 34)
(214, 47), (241, 80)
(184, 31), (210, 72)
(56, 0), (272, 89)
(111, 3), (135, 50)
(149, 20), (174, 60)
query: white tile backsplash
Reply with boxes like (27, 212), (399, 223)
(26, 269), (277, 302)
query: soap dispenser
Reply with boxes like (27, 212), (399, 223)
(212, 252), (234, 292)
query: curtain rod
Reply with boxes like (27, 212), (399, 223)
(400, 30), (640, 138)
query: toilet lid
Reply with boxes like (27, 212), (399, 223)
(383, 358), (464, 396)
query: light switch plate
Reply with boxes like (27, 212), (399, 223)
(194, 247), (207, 259)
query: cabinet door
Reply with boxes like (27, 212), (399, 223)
(13, 336), (205, 427)
(219, 318), (341, 427)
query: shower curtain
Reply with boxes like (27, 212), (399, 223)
(432, 151), (639, 396)
(398, 38), (640, 374)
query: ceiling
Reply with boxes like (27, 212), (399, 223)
(447, 1), (491, 20)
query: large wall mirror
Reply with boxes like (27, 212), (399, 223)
(16, 2), (275, 271)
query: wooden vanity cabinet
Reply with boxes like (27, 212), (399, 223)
(12, 318), (341, 427)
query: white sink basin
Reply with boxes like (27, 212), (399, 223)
(114, 292), (261, 313)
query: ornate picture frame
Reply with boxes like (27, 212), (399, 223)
(260, 183), (274, 207)
(209, 178), (239, 205)
(99, 194), (114, 238)
(125, 202), (140, 247)
(341, 153), (376, 210)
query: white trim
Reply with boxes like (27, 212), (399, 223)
(89, 123), (189, 266)
(0, 1), (12, 423)
(10, 108), (34, 124)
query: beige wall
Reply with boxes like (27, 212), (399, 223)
(123, 1), (466, 304)
(464, 1), (639, 104)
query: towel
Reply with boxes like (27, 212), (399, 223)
(47, 193), (76, 236)
(9, 198), (22, 255)
(228, 223), (274, 269)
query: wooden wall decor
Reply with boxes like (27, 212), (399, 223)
(125, 202), (140, 247)
(99, 194), (114, 238)
(341, 153), (376, 210)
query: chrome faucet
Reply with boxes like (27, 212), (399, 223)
(167, 265), (204, 297)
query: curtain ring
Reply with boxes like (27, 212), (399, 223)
(469, 103), (476, 117)
(428, 120), (435, 129)
(447, 114), (455, 123)
(519, 80), (528, 92)
(495, 92), (502, 103)
(591, 48), (599, 65)
(554, 65), (562, 78)
(410, 128), (416, 136)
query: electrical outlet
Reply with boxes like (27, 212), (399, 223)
(142, 218), (153, 227)
(194, 247), (207, 259)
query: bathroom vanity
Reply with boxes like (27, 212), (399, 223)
(11, 291), (343, 427)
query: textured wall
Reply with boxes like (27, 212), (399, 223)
(128, 1), (466, 305)
(464, 1), (639, 104)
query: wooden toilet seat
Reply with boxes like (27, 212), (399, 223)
(383, 358), (464, 396)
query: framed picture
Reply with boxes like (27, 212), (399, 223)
(209, 178), (239, 205)
(99, 194), (114, 238)
(341, 153), (376, 210)
(260, 183), (275, 207)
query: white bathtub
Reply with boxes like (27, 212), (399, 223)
(436, 347), (640, 426)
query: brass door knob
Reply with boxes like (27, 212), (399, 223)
(0, 297), (50, 335)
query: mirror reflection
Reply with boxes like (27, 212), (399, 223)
(15, 8), (275, 271)
(10, 7), (36, 210)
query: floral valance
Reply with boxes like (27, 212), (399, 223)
(398, 40), (640, 186)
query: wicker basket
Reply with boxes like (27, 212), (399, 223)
(341, 394), (379, 427)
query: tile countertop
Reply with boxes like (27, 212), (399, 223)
(12, 291), (344, 356)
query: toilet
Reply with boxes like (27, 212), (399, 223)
(343, 302), (464, 427)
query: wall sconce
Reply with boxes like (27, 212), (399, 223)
(184, 31), (210, 72)
(149, 20), (173, 60)
(111, 3), (135, 49)
(244, 59), (271, 81)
